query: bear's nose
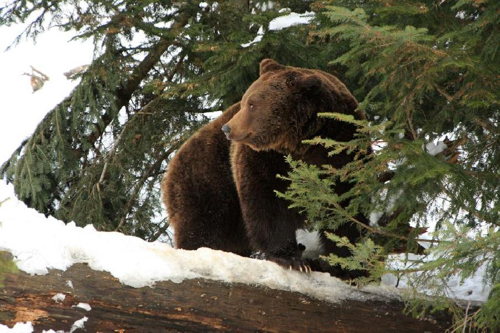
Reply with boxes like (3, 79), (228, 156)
(221, 124), (231, 137)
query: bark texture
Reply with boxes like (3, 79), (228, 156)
(0, 263), (452, 332)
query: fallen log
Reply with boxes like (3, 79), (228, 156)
(0, 262), (453, 332)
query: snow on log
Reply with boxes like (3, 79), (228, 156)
(0, 174), (463, 332)
(0, 261), (451, 332)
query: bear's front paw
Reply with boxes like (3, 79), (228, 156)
(267, 256), (312, 273)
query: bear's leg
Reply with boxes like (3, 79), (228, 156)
(171, 201), (251, 256)
(231, 144), (310, 271)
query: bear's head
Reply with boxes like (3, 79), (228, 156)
(221, 59), (357, 153)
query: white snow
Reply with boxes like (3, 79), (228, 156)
(269, 12), (315, 31)
(296, 230), (323, 259)
(241, 26), (264, 48)
(51, 293), (66, 303)
(369, 211), (383, 226)
(369, 189), (401, 226)
(0, 181), (384, 306)
(241, 11), (315, 48)
(0, 322), (33, 333)
(69, 317), (87, 333)
(0, 177), (490, 329)
(425, 141), (447, 156)
(382, 253), (492, 302)
(73, 303), (92, 312)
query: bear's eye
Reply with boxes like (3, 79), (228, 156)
(249, 104), (254, 109)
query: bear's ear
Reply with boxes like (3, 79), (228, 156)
(259, 59), (286, 76)
(298, 74), (323, 92)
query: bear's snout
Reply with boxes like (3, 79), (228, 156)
(221, 124), (231, 139)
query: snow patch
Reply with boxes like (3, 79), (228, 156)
(73, 303), (92, 312)
(425, 141), (447, 156)
(51, 293), (66, 303)
(0, 175), (490, 333)
(369, 189), (401, 226)
(0, 181), (384, 304)
(241, 11), (315, 48)
(381, 253), (491, 302)
(69, 317), (88, 333)
(369, 211), (383, 226)
(0, 322), (33, 333)
(269, 12), (314, 31)
(241, 26), (264, 48)
(296, 230), (323, 259)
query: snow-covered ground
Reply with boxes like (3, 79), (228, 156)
(0, 181), (388, 300)
(0, 180), (401, 332)
(0, 178), (491, 331)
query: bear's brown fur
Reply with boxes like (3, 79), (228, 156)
(162, 59), (369, 273)
(162, 103), (251, 256)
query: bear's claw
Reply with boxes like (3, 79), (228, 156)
(268, 256), (312, 274)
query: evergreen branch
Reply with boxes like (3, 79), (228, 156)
(0, 138), (28, 174)
(392, 253), (491, 275)
(54, 107), (64, 147)
(437, 135), (467, 165)
(434, 85), (454, 102)
(328, 201), (408, 241)
(405, 115), (418, 141)
(86, 6), (191, 149)
(97, 49), (188, 191)
(439, 183), (495, 225)
(115, 143), (180, 232)
(317, 112), (367, 127)
(24, 149), (37, 204)
(377, 135), (467, 183)
(328, 197), (441, 247)
(474, 117), (499, 134)
(96, 119), (130, 193)
(449, 308), (481, 333)
(166, 51), (187, 83)
(148, 218), (173, 243)
(88, 37), (172, 146)
(4, 7), (49, 50)
(117, 38), (172, 103)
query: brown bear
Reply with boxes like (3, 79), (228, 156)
(162, 59), (369, 273)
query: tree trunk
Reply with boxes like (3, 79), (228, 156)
(0, 263), (452, 332)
